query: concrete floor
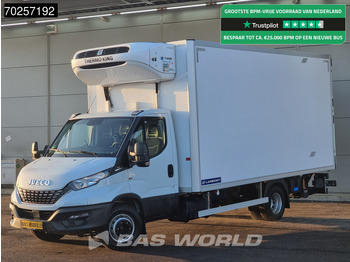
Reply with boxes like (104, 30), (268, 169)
(2, 195), (350, 262)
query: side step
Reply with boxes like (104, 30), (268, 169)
(198, 197), (269, 217)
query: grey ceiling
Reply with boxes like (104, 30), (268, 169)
(2, 0), (209, 19)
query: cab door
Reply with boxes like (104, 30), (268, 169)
(127, 115), (177, 220)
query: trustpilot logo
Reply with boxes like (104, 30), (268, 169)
(243, 20), (251, 28)
(244, 20), (279, 29)
(89, 232), (263, 250)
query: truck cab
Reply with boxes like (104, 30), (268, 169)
(10, 109), (180, 245)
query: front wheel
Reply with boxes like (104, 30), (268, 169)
(103, 205), (144, 250)
(260, 185), (286, 221)
(31, 230), (64, 242)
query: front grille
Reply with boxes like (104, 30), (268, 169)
(18, 186), (71, 205)
(16, 208), (55, 221)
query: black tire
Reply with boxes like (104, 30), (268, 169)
(260, 185), (286, 221)
(103, 205), (144, 250)
(248, 206), (263, 220)
(31, 230), (64, 242)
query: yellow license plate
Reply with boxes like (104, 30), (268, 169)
(20, 220), (43, 230)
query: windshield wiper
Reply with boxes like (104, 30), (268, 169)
(49, 148), (68, 157)
(68, 150), (98, 157)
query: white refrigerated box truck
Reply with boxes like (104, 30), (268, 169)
(10, 40), (336, 249)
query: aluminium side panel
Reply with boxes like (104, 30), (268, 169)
(189, 41), (335, 192)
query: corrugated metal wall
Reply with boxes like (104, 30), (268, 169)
(2, 2), (349, 192)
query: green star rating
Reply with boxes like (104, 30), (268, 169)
(283, 20), (290, 28)
(282, 20), (324, 29)
(316, 20), (324, 29)
(308, 21), (315, 28)
(243, 20), (251, 28)
(299, 20), (307, 29)
(241, 19), (325, 30)
(291, 21), (299, 28)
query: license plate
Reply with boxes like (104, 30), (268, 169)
(20, 220), (43, 230)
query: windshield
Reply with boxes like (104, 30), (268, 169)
(48, 117), (133, 157)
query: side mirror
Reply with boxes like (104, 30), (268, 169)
(32, 142), (40, 160)
(129, 142), (150, 167)
(32, 142), (48, 160)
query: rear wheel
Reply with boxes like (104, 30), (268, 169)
(260, 185), (286, 221)
(31, 230), (64, 242)
(103, 205), (144, 250)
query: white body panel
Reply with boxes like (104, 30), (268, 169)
(11, 170), (131, 211)
(17, 157), (116, 190)
(162, 41), (335, 192)
(189, 42), (335, 192)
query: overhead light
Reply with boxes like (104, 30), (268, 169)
(120, 9), (157, 15)
(100, 16), (110, 22)
(1, 22), (28, 27)
(217, 0), (255, 4)
(76, 14), (112, 20)
(35, 18), (69, 24)
(167, 4), (207, 10)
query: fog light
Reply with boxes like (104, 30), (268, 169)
(68, 213), (89, 220)
(63, 212), (90, 227)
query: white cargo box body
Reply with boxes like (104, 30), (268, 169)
(71, 40), (335, 193)
(167, 40), (335, 192)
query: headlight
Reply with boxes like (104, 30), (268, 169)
(70, 170), (109, 190)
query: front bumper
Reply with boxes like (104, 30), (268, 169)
(10, 201), (112, 235)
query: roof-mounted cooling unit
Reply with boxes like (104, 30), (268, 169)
(71, 42), (176, 86)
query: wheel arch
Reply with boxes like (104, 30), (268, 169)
(111, 193), (145, 220)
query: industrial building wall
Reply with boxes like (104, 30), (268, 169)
(1, 2), (349, 192)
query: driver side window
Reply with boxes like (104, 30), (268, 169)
(130, 117), (166, 159)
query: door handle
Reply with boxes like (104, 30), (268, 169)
(168, 164), (174, 178)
